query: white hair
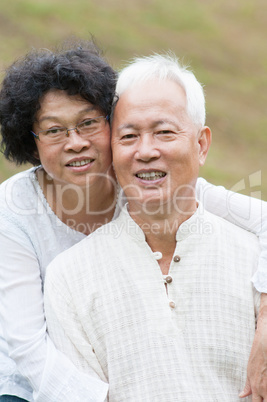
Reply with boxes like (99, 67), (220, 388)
(116, 53), (206, 127)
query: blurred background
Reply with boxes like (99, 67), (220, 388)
(0, 0), (266, 198)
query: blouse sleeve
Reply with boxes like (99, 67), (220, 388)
(196, 177), (267, 293)
(0, 216), (108, 402)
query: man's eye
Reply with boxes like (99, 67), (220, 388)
(157, 130), (172, 134)
(121, 134), (137, 140)
(156, 130), (176, 140)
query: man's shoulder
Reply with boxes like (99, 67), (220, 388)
(46, 214), (127, 279)
(45, 236), (90, 287)
(203, 207), (259, 249)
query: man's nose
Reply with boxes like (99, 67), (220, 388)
(135, 134), (160, 161)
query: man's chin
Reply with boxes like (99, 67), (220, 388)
(127, 196), (172, 216)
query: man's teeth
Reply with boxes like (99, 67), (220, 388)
(69, 159), (93, 167)
(136, 172), (166, 180)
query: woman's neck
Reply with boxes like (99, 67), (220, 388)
(36, 167), (117, 235)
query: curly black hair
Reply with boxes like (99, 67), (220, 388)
(0, 39), (117, 165)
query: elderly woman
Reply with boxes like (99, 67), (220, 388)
(0, 41), (266, 401)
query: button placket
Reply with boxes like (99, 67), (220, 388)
(153, 251), (163, 261)
(164, 277), (175, 310)
(165, 275), (173, 284)
(166, 254), (182, 311)
(169, 300), (176, 309)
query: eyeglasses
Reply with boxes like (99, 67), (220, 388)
(31, 115), (109, 144)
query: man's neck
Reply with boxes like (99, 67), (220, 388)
(128, 199), (197, 274)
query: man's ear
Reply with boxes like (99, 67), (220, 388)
(198, 126), (212, 166)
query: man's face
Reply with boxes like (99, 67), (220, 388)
(111, 78), (211, 215)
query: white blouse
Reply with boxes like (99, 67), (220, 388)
(0, 167), (266, 401)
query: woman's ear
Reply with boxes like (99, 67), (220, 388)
(33, 148), (40, 161)
(198, 126), (212, 166)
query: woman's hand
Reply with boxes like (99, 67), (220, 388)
(239, 293), (267, 401)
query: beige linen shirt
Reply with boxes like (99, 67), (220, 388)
(45, 204), (260, 402)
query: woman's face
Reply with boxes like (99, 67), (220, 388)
(32, 89), (112, 188)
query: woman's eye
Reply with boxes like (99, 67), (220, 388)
(79, 119), (101, 130)
(45, 127), (65, 135)
(82, 119), (94, 127)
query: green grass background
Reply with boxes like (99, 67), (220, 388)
(0, 0), (266, 198)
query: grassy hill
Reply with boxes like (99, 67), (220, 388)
(0, 0), (266, 198)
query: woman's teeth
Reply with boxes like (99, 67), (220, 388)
(136, 172), (166, 180)
(68, 159), (93, 167)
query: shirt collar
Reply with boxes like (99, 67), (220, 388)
(175, 201), (203, 241)
(117, 201), (202, 243)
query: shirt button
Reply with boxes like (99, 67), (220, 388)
(169, 300), (176, 309)
(173, 255), (181, 262)
(165, 275), (173, 284)
(153, 251), (163, 260)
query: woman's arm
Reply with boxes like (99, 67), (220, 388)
(196, 177), (267, 292)
(0, 219), (108, 401)
(196, 177), (267, 400)
(239, 293), (267, 400)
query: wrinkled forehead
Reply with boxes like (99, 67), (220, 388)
(111, 78), (188, 130)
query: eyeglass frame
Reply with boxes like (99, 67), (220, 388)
(31, 115), (109, 143)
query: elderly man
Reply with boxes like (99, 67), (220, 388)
(44, 54), (260, 401)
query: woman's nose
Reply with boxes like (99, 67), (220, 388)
(64, 129), (91, 152)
